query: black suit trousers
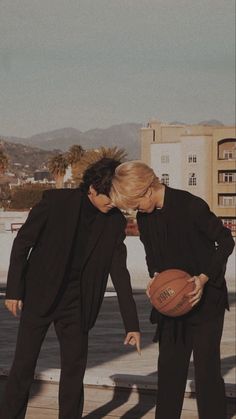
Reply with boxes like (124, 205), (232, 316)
(0, 281), (88, 419)
(155, 312), (226, 419)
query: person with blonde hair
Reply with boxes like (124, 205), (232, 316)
(111, 160), (235, 419)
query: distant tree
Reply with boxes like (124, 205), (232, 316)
(10, 183), (53, 210)
(47, 154), (68, 188)
(0, 148), (9, 176)
(0, 183), (11, 209)
(66, 145), (85, 185)
(74, 146), (127, 186)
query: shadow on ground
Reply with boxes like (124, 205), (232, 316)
(83, 357), (236, 419)
(0, 291), (235, 418)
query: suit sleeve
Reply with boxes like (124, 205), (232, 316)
(109, 218), (140, 333)
(6, 190), (51, 299)
(193, 198), (235, 287)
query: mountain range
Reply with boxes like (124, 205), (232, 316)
(2, 123), (143, 159)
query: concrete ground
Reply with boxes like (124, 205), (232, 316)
(0, 285), (235, 418)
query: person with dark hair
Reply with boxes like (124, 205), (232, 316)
(80, 157), (120, 196)
(0, 157), (140, 419)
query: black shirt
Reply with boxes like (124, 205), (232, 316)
(69, 192), (99, 276)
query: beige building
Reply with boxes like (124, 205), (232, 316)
(141, 120), (236, 235)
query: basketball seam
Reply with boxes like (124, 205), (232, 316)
(152, 274), (190, 292)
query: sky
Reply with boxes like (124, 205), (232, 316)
(0, 0), (235, 137)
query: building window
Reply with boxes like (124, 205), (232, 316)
(221, 218), (236, 233)
(218, 170), (236, 183)
(218, 194), (236, 207)
(161, 155), (169, 163)
(223, 150), (234, 160)
(188, 154), (197, 163)
(218, 138), (236, 160)
(161, 174), (169, 186)
(188, 173), (197, 186)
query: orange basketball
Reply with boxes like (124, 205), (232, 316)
(149, 269), (194, 317)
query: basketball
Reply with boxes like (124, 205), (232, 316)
(149, 269), (194, 317)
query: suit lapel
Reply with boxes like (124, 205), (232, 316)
(148, 212), (159, 263)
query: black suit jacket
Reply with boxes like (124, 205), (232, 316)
(137, 186), (235, 324)
(6, 189), (139, 333)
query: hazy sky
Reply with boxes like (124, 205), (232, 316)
(0, 0), (235, 137)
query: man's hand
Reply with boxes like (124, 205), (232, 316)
(124, 332), (141, 355)
(187, 274), (209, 307)
(5, 299), (23, 317)
(146, 272), (158, 298)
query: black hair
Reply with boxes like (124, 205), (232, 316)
(80, 157), (121, 196)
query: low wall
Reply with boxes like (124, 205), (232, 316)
(0, 213), (235, 291)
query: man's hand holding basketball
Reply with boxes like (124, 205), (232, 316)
(124, 332), (141, 355)
(146, 272), (159, 298)
(187, 274), (209, 307)
(5, 299), (23, 317)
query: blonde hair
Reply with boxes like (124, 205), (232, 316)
(110, 161), (160, 209)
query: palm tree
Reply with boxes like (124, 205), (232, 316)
(66, 145), (85, 184)
(99, 146), (127, 161)
(48, 154), (68, 189)
(0, 148), (9, 176)
(74, 146), (127, 186)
